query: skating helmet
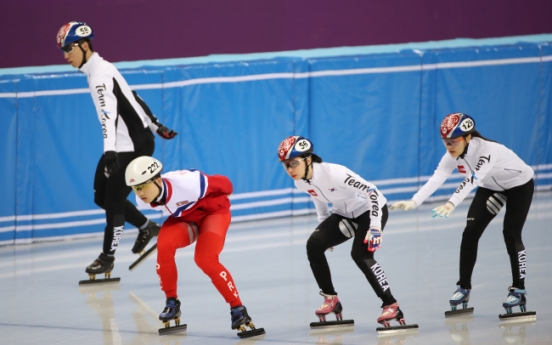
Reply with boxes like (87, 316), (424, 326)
(56, 21), (94, 50)
(125, 156), (163, 186)
(277, 136), (314, 162)
(440, 113), (476, 139)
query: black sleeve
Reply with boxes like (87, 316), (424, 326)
(132, 90), (160, 126)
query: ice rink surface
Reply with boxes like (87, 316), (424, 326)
(1, 192), (551, 345)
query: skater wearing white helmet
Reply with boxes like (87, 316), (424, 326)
(125, 156), (265, 337)
(391, 113), (535, 319)
(278, 136), (418, 332)
(56, 21), (178, 283)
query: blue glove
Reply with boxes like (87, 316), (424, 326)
(364, 226), (382, 252)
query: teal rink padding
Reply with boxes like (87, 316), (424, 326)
(0, 35), (551, 244)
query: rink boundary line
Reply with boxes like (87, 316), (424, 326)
(1, 55), (550, 98)
(0, 216), (536, 279)
(2, 205), (552, 274)
(1, 186), (551, 235)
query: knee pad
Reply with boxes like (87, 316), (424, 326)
(339, 219), (357, 238)
(486, 192), (507, 215)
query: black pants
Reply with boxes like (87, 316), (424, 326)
(93, 132), (155, 255)
(306, 205), (396, 306)
(458, 179), (534, 289)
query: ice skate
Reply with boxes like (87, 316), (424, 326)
(498, 287), (536, 322)
(158, 298), (187, 335)
(310, 292), (354, 328)
(132, 221), (160, 254)
(445, 286), (474, 317)
(79, 253), (120, 285)
(231, 305), (266, 338)
(376, 302), (419, 334)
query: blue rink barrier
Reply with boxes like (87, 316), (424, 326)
(0, 40), (551, 245)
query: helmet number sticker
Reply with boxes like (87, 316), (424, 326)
(461, 118), (474, 131)
(295, 139), (311, 152)
(148, 161), (160, 174)
(77, 25), (92, 37)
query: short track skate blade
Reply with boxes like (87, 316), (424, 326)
(158, 324), (187, 336)
(78, 277), (120, 286)
(499, 311), (536, 322)
(445, 307), (474, 317)
(376, 324), (419, 334)
(310, 319), (354, 328)
(237, 327), (266, 339)
(129, 243), (157, 271)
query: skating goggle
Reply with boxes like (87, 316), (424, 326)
(282, 157), (305, 169)
(62, 43), (79, 54)
(442, 137), (464, 146)
(131, 179), (154, 192)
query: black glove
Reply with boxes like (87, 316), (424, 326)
(104, 151), (120, 175)
(157, 125), (178, 139)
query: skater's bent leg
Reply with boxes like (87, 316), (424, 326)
(194, 212), (242, 307)
(157, 217), (196, 298)
(350, 207), (395, 305)
(351, 242), (396, 305)
(503, 179), (533, 289)
(458, 188), (495, 289)
(306, 214), (350, 295)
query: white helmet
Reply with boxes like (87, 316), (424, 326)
(125, 156), (163, 186)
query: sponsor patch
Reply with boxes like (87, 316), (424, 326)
(457, 165), (466, 173)
(307, 189), (318, 196)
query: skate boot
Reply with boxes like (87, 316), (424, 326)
(499, 287), (536, 321)
(310, 292), (354, 328)
(158, 298), (187, 335)
(445, 285), (474, 317)
(376, 302), (419, 333)
(79, 253), (120, 285)
(132, 221), (160, 254)
(230, 305), (266, 338)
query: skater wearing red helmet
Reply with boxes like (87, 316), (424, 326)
(391, 113), (535, 320)
(56, 21), (178, 284)
(278, 136), (418, 332)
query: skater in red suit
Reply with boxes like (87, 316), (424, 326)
(125, 156), (263, 335)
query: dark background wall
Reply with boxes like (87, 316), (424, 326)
(1, 0), (551, 69)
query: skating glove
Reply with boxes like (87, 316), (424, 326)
(364, 226), (382, 252)
(432, 202), (455, 218)
(104, 151), (119, 176)
(390, 199), (417, 211)
(157, 125), (178, 139)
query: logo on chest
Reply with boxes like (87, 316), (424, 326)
(307, 190), (318, 197)
(457, 165), (466, 174)
(176, 200), (190, 207)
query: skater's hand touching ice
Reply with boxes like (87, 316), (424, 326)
(364, 226), (382, 252)
(432, 202), (455, 218)
(390, 200), (417, 211)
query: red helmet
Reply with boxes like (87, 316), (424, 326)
(440, 113), (476, 139)
(277, 136), (314, 161)
(56, 21), (94, 50)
